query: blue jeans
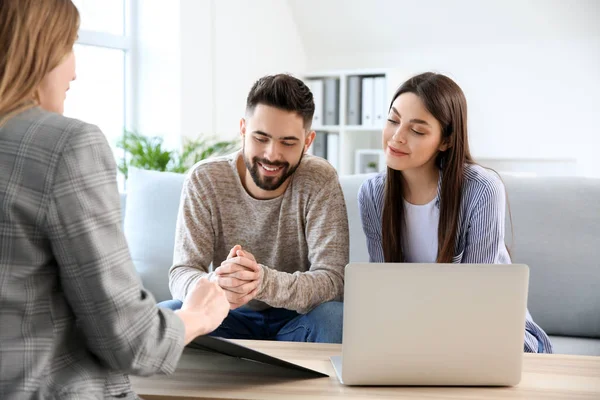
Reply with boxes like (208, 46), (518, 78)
(158, 299), (343, 343)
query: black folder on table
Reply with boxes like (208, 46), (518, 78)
(187, 335), (329, 378)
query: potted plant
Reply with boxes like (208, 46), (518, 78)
(116, 131), (239, 180)
(365, 161), (378, 173)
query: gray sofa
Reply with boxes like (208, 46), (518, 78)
(121, 167), (600, 356)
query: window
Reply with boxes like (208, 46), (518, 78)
(64, 0), (133, 159)
(65, 45), (125, 149)
(73, 0), (125, 35)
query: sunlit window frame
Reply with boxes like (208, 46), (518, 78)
(74, 0), (137, 188)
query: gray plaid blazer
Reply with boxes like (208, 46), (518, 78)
(0, 108), (185, 399)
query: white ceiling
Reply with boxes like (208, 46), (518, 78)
(287, 0), (600, 56)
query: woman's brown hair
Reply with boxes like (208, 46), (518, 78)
(382, 72), (475, 263)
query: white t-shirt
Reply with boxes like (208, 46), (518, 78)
(401, 198), (439, 263)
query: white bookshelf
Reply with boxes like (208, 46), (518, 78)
(302, 68), (409, 175)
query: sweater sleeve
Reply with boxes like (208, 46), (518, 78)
(169, 169), (216, 301)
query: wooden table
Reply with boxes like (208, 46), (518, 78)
(131, 340), (600, 399)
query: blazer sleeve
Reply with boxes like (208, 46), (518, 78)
(46, 122), (186, 376)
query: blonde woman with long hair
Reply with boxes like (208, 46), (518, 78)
(0, 1), (229, 398)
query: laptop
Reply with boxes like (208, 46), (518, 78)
(331, 263), (529, 386)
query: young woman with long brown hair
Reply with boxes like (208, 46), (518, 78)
(358, 72), (553, 353)
(0, 1), (229, 398)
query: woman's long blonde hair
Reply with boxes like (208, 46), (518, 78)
(0, 0), (79, 124)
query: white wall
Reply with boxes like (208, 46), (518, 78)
(135, 0), (181, 149)
(179, 0), (307, 142)
(180, 0), (214, 143)
(292, 0), (600, 177)
(135, 0), (306, 147)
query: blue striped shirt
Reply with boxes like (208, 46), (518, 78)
(357, 163), (553, 353)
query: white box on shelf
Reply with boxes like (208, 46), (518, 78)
(355, 149), (386, 174)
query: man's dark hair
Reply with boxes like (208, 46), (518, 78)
(246, 74), (314, 129)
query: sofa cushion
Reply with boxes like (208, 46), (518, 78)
(124, 167), (186, 302)
(339, 173), (376, 263)
(548, 335), (600, 356)
(503, 176), (600, 339)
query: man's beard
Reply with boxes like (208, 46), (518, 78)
(242, 147), (304, 191)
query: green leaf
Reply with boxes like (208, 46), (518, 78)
(117, 131), (239, 179)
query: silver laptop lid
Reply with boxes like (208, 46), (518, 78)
(340, 263), (529, 386)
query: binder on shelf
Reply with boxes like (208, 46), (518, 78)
(361, 77), (374, 126)
(347, 76), (361, 125)
(323, 78), (339, 126)
(326, 133), (339, 171)
(373, 76), (387, 128)
(306, 79), (324, 128)
(302, 70), (392, 176)
(312, 131), (328, 159)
